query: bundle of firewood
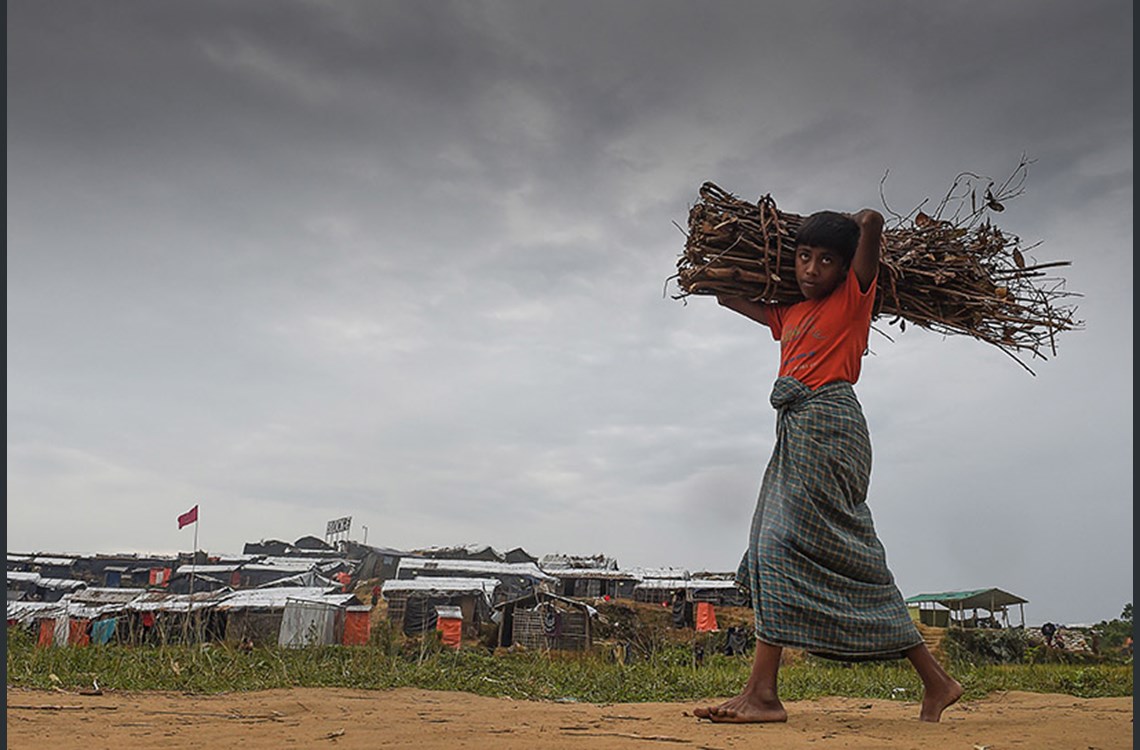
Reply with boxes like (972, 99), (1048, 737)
(669, 168), (1082, 372)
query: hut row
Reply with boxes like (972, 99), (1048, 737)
(6, 584), (371, 648)
(376, 557), (748, 652)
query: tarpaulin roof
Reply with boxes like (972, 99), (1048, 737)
(214, 586), (351, 610)
(30, 556), (78, 566)
(258, 570), (340, 588)
(625, 566), (690, 580)
(258, 556), (347, 569)
(538, 553), (618, 570)
(397, 558), (555, 581)
(126, 591), (224, 612)
(546, 568), (641, 580)
(493, 590), (599, 617)
(70, 587), (150, 606)
(905, 588), (1028, 610)
(175, 564), (246, 575)
(6, 600), (66, 624)
(634, 578), (739, 591)
(382, 576), (500, 596)
(6, 571), (87, 590)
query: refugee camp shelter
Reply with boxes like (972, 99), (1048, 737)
(293, 535), (336, 552)
(548, 568), (640, 600)
(395, 557), (555, 601)
(172, 556), (353, 592)
(629, 568), (692, 604)
(243, 539), (293, 556)
(493, 591), (598, 651)
(687, 576), (750, 607)
(905, 588), (1028, 628)
(6, 570), (86, 602)
(214, 586), (358, 645)
(538, 553), (619, 571)
(381, 576), (499, 637)
(414, 544), (508, 563)
(6, 600), (68, 646)
(123, 591), (226, 644)
(6, 553), (34, 572)
(278, 597), (346, 647)
(64, 587), (160, 645)
(26, 555), (80, 580)
(340, 541), (408, 582)
(71, 553), (179, 588)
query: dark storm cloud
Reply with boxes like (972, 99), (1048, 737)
(6, 0), (1131, 624)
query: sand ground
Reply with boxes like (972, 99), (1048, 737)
(6, 686), (1132, 750)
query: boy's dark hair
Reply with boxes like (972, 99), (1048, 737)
(794, 211), (860, 265)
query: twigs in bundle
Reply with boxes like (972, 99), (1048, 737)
(667, 158), (1083, 374)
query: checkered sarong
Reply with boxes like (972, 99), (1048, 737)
(735, 376), (922, 661)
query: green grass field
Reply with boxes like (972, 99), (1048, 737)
(6, 627), (1131, 703)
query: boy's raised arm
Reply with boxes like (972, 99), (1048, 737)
(850, 209), (883, 293)
(717, 294), (771, 328)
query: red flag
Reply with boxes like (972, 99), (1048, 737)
(177, 504), (199, 529)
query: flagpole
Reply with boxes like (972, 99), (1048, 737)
(191, 512), (200, 642)
(190, 514), (198, 595)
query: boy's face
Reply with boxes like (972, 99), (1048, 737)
(795, 244), (847, 300)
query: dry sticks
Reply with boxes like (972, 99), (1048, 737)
(668, 163), (1082, 373)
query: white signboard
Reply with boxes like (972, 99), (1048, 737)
(326, 516), (352, 535)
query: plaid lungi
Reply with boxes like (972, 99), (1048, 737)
(735, 376), (922, 661)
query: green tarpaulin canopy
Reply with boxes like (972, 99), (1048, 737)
(905, 588), (1028, 611)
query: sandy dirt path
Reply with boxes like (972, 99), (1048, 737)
(6, 686), (1132, 750)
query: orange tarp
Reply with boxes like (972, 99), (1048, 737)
(436, 617), (462, 649)
(68, 619), (91, 646)
(37, 619), (54, 648)
(695, 602), (719, 632)
(342, 610), (371, 646)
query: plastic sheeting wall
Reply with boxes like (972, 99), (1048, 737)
(342, 608), (371, 645)
(278, 599), (343, 648)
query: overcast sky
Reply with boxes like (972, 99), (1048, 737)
(7, 0), (1132, 626)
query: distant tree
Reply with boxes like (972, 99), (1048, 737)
(1090, 602), (1133, 655)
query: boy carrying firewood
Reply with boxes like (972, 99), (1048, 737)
(693, 208), (963, 724)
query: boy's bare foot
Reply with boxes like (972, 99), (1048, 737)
(693, 694), (787, 723)
(919, 678), (964, 722)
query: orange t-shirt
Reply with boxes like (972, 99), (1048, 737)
(767, 267), (876, 389)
